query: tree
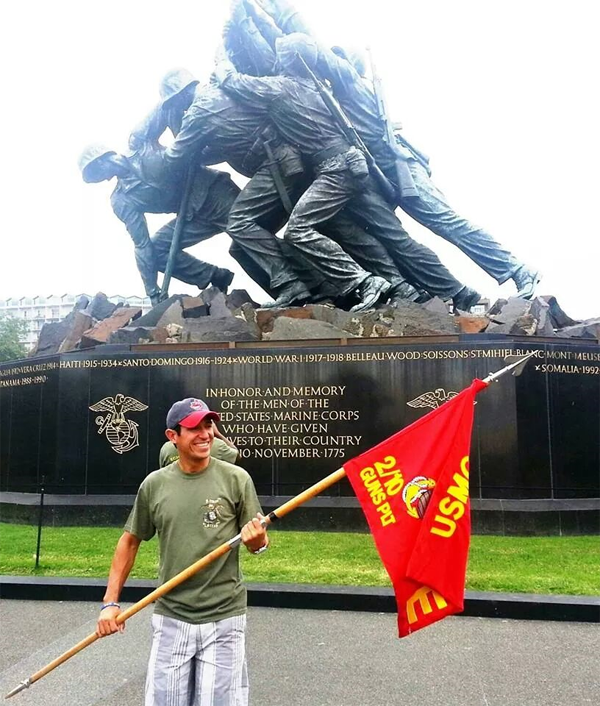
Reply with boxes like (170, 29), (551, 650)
(0, 315), (28, 363)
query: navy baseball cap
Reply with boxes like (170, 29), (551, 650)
(166, 398), (220, 429)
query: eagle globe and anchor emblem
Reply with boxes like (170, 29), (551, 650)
(407, 387), (478, 412)
(89, 394), (149, 454)
(407, 388), (459, 410)
(402, 476), (437, 519)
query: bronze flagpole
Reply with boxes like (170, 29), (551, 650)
(160, 163), (196, 301)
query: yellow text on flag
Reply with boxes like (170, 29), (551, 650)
(406, 586), (449, 625)
(359, 456), (405, 526)
(431, 456), (470, 538)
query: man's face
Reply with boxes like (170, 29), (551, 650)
(169, 418), (215, 464)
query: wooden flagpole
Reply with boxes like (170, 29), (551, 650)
(5, 351), (537, 698)
(5, 467), (347, 699)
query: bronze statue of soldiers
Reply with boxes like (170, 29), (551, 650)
(214, 34), (478, 311)
(218, 10), (427, 308)
(80, 0), (541, 313)
(247, 0), (540, 300)
(78, 141), (237, 304)
(155, 72), (398, 310)
(132, 70), (315, 307)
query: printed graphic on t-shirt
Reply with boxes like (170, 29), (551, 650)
(202, 498), (225, 528)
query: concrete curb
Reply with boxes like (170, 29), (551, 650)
(1, 576), (598, 623)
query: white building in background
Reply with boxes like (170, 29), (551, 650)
(0, 294), (152, 349)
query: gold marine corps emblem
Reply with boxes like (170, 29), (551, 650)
(402, 476), (436, 519)
(89, 394), (149, 454)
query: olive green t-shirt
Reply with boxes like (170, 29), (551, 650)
(125, 458), (262, 624)
(159, 439), (238, 467)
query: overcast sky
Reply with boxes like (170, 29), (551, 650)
(2, 0), (598, 320)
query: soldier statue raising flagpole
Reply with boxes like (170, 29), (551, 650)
(79, 0), (540, 311)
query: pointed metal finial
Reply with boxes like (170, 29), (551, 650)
(5, 679), (31, 699)
(483, 351), (538, 384)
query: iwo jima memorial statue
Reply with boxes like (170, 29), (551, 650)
(1, 0), (598, 534)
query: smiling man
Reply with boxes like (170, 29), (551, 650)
(159, 421), (239, 468)
(96, 397), (268, 706)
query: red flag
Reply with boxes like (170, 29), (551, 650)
(344, 378), (488, 637)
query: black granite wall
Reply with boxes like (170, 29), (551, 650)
(1, 339), (598, 499)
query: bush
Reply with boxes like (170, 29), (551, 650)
(0, 315), (28, 362)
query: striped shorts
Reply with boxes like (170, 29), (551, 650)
(145, 613), (249, 706)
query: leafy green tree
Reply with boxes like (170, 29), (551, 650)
(0, 315), (28, 362)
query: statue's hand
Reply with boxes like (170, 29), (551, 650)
(230, 0), (246, 24)
(214, 44), (228, 64)
(213, 58), (235, 86)
(255, 0), (278, 17)
(259, 0), (295, 16)
(129, 133), (144, 151)
(222, 0), (246, 38)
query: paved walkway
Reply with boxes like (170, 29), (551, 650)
(0, 600), (598, 706)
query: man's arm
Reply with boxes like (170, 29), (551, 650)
(214, 425), (236, 449)
(110, 191), (152, 246)
(213, 426), (240, 464)
(96, 531), (142, 636)
(163, 104), (212, 170)
(242, 6), (353, 94)
(238, 476), (269, 553)
(256, 0), (312, 35)
(238, 16), (277, 73)
(316, 44), (362, 94)
(221, 1), (277, 74)
(110, 191), (161, 301)
(214, 56), (283, 107)
(243, 0), (283, 49)
(129, 103), (170, 151)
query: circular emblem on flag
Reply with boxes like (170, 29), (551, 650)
(402, 476), (436, 519)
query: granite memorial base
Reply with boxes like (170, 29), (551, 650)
(1, 335), (598, 535)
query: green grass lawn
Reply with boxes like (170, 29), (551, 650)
(0, 523), (598, 595)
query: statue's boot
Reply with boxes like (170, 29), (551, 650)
(513, 265), (542, 300)
(452, 285), (481, 313)
(211, 268), (235, 294)
(262, 280), (312, 309)
(350, 276), (392, 312)
(388, 281), (432, 306)
(414, 289), (433, 304)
